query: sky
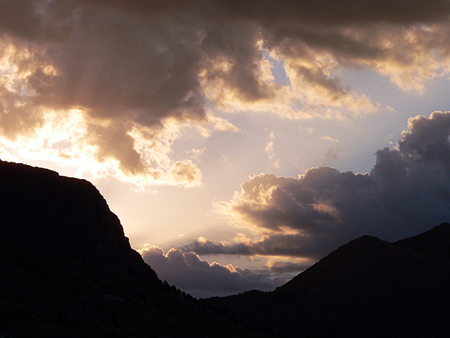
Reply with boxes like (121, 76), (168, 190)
(1, 0), (450, 298)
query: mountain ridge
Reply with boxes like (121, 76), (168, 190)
(203, 228), (450, 337)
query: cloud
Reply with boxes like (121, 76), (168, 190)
(263, 259), (312, 274)
(140, 246), (283, 298)
(265, 132), (280, 169)
(85, 122), (147, 176)
(322, 147), (341, 166)
(0, 1), (210, 186)
(191, 111), (450, 259)
(170, 160), (203, 187)
(2, 1), (450, 184)
(183, 233), (333, 260)
(321, 136), (339, 142)
(207, 114), (240, 133)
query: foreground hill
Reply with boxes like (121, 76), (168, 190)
(0, 160), (160, 285)
(0, 160), (272, 337)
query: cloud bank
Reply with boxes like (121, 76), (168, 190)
(2, 1), (450, 184)
(188, 111), (450, 259)
(140, 246), (285, 298)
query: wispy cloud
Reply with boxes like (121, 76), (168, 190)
(265, 132), (280, 169)
(320, 136), (339, 142)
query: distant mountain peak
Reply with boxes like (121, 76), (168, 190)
(427, 221), (450, 234)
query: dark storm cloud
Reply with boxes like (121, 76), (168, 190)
(85, 0), (450, 26)
(192, 112), (450, 259)
(140, 246), (283, 298)
(184, 232), (339, 260)
(182, 238), (253, 256)
(2, 0), (450, 175)
(14, 3), (206, 121)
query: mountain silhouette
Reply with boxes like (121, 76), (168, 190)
(1, 159), (450, 337)
(0, 160), (160, 284)
(203, 228), (450, 337)
(0, 160), (272, 337)
(395, 222), (450, 262)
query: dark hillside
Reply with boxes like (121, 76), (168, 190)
(0, 160), (274, 337)
(273, 234), (450, 337)
(395, 222), (450, 262)
(0, 160), (159, 283)
(204, 228), (450, 337)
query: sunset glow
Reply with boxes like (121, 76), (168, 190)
(2, 0), (450, 297)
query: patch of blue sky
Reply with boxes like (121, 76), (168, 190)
(262, 48), (289, 86)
